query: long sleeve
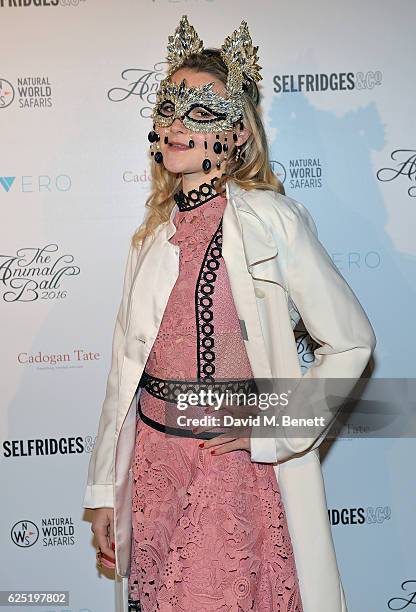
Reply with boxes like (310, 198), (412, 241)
(251, 201), (376, 464)
(83, 234), (142, 508)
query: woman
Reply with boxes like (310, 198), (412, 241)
(83, 16), (376, 612)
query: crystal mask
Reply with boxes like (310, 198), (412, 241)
(152, 78), (243, 133)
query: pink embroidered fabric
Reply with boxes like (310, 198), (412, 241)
(128, 193), (303, 612)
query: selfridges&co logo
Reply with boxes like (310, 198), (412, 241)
(107, 62), (167, 118)
(0, 0), (86, 7)
(11, 517), (76, 548)
(328, 505), (391, 526)
(3, 434), (96, 458)
(377, 149), (416, 197)
(0, 244), (80, 303)
(273, 70), (383, 93)
(270, 159), (322, 190)
(0, 77), (53, 109)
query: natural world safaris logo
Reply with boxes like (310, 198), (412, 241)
(11, 518), (75, 547)
(0, 79), (14, 108)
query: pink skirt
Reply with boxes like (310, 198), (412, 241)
(128, 392), (304, 612)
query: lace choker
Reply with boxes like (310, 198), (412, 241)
(174, 176), (224, 211)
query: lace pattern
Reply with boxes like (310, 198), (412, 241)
(129, 416), (303, 612)
(128, 191), (303, 611)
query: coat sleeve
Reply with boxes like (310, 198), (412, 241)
(250, 200), (377, 464)
(83, 234), (142, 508)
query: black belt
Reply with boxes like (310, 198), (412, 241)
(138, 370), (258, 402)
(137, 370), (259, 440)
(137, 399), (222, 439)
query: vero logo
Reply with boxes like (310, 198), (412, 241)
(0, 176), (16, 192)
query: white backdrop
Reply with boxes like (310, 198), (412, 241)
(1, 1), (415, 611)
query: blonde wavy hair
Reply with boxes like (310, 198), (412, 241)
(132, 49), (284, 249)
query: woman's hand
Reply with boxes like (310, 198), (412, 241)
(192, 406), (252, 455)
(91, 507), (115, 567)
(197, 430), (252, 455)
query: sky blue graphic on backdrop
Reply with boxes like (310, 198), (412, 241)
(268, 92), (416, 612)
(268, 92), (416, 377)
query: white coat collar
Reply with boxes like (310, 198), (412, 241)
(163, 178), (279, 268)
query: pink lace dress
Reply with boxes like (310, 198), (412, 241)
(127, 180), (303, 612)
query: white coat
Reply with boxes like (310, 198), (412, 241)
(83, 180), (376, 612)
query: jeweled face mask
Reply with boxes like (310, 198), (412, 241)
(152, 78), (242, 134)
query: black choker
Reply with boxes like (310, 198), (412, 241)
(174, 177), (224, 212)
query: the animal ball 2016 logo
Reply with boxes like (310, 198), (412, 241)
(0, 244), (80, 303)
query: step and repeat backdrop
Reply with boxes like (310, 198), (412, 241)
(1, 1), (415, 611)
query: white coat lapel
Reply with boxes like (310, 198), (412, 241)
(226, 181), (277, 266)
(222, 181), (273, 379)
(227, 181), (288, 292)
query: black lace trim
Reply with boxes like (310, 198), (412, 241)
(139, 370), (258, 403)
(195, 217), (223, 382)
(128, 598), (142, 611)
(173, 176), (223, 211)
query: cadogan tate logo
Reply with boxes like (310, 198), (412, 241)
(123, 168), (152, 187)
(17, 348), (102, 369)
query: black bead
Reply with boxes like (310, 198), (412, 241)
(154, 151), (163, 164)
(213, 141), (223, 154)
(204, 140), (208, 150)
(189, 139), (195, 148)
(240, 121), (244, 130)
(202, 158), (212, 172)
(164, 135), (169, 144)
(148, 130), (158, 143)
(233, 133), (238, 142)
(223, 143), (229, 152)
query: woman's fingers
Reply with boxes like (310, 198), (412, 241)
(199, 425), (251, 452)
(206, 437), (251, 455)
(92, 508), (115, 560)
(108, 513), (115, 552)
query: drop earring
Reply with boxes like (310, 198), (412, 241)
(148, 123), (159, 158)
(148, 124), (163, 163)
(154, 133), (163, 163)
(232, 123), (238, 144)
(213, 134), (222, 170)
(223, 132), (229, 162)
(202, 137), (211, 172)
